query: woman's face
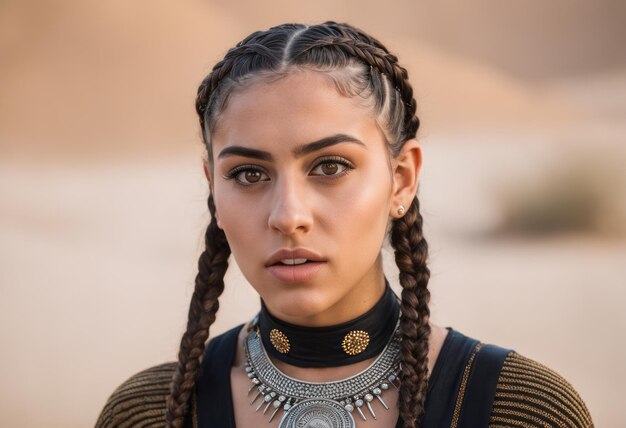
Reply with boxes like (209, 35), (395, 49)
(209, 70), (413, 326)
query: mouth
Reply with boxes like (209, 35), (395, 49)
(265, 248), (326, 267)
(265, 248), (327, 282)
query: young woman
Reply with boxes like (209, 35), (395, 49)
(96, 22), (594, 428)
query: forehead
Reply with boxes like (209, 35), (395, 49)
(211, 70), (384, 155)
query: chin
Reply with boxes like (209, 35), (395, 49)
(263, 287), (339, 324)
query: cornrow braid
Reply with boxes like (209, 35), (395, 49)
(195, 43), (272, 120)
(195, 52), (239, 122)
(195, 23), (308, 119)
(196, 25), (308, 161)
(290, 23), (420, 143)
(165, 194), (231, 428)
(391, 196), (431, 428)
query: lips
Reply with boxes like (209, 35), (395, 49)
(265, 248), (327, 282)
(265, 248), (325, 267)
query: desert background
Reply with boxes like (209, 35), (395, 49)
(1, 1), (625, 426)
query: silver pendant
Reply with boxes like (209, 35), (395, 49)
(278, 398), (356, 428)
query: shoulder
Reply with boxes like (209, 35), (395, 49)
(95, 362), (176, 428)
(490, 351), (594, 427)
(95, 327), (244, 428)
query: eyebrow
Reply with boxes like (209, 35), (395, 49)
(217, 134), (366, 161)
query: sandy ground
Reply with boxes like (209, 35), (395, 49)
(1, 138), (623, 427)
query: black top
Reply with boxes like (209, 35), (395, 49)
(185, 325), (512, 428)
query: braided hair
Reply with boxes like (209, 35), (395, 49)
(166, 22), (430, 428)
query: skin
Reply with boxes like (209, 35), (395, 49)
(203, 70), (448, 427)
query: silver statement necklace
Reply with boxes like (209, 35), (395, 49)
(244, 321), (401, 428)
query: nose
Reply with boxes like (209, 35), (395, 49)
(267, 177), (313, 235)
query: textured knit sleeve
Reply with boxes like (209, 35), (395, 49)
(489, 352), (594, 428)
(95, 362), (176, 428)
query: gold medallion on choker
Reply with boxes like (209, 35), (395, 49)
(269, 329), (291, 354)
(341, 330), (370, 356)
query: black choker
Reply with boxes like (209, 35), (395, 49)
(257, 281), (400, 368)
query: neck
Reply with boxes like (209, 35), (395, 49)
(257, 281), (400, 368)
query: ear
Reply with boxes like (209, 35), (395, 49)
(202, 159), (223, 229)
(390, 139), (422, 218)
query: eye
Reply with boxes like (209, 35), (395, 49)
(309, 156), (354, 177)
(224, 165), (270, 186)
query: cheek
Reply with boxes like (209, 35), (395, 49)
(212, 186), (263, 261)
(327, 169), (392, 250)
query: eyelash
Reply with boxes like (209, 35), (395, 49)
(223, 156), (355, 186)
(223, 164), (268, 186)
(310, 156), (354, 179)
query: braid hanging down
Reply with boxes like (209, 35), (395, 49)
(391, 197), (431, 427)
(167, 21), (431, 428)
(166, 195), (231, 428)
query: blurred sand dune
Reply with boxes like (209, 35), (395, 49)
(2, 0), (626, 158)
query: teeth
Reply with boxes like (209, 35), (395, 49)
(280, 258), (308, 265)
